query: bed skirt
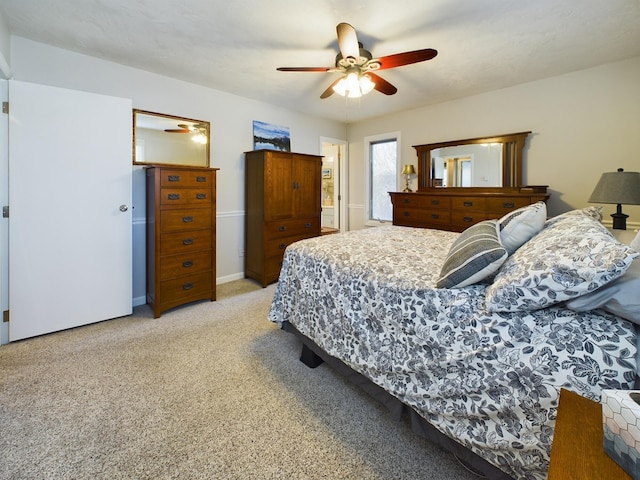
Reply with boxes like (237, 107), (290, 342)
(282, 321), (515, 480)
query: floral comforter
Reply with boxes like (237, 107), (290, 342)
(268, 226), (637, 480)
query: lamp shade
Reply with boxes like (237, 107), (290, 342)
(401, 164), (416, 175)
(588, 169), (640, 205)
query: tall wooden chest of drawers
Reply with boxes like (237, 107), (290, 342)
(146, 166), (218, 318)
(244, 149), (322, 287)
(390, 187), (548, 232)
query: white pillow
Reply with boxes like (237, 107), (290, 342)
(498, 201), (547, 255)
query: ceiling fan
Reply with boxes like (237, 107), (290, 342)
(277, 23), (437, 99)
(164, 123), (208, 144)
(164, 123), (207, 134)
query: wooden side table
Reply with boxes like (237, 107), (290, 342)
(548, 388), (632, 479)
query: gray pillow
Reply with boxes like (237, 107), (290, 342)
(436, 220), (508, 288)
(565, 259), (640, 324)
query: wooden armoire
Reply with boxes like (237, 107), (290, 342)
(244, 149), (322, 287)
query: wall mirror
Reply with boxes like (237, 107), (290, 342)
(414, 131), (530, 190)
(133, 110), (210, 167)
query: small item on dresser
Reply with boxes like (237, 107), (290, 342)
(602, 389), (640, 479)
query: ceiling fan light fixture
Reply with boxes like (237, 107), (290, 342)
(333, 72), (374, 98)
(359, 74), (375, 95)
(192, 133), (207, 144)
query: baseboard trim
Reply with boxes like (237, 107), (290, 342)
(132, 295), (146, 307)
(216, 272), (246, 284)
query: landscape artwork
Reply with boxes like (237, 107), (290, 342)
(253, 120), (291, 151)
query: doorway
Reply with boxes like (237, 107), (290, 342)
(320, 139), (347, 232)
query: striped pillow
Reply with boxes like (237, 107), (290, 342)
(436, 220), (508, 288)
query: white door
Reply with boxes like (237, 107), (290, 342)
(8, 80), (132, 341)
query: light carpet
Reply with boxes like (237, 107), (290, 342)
(0, 280), (477, 480)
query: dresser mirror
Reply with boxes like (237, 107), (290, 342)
(414, 131), (530, 190)
(133, 110), (210, 167)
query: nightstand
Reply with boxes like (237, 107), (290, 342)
(548, 388), (632, 479)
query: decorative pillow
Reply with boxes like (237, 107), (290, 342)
(565, 259), (640, 324)
(485, 210), (639, 312)
(498, 201), (547, 254)
(543, 205), (603, 228)
(436, 220), (508, 288)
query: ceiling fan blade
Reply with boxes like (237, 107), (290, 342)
(368, 73), (397, 95)
(320, 78), (342, 99)
(336, 22), (359, 60)
(376, 48), (438, 70)
(277, 67), (331, 72)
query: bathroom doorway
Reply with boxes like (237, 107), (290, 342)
(320, 139), (347, 232)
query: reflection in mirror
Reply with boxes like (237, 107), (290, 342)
(431, 143), (502, 187)
(133, 110), (210, 167)
(414, 132), (530, 190)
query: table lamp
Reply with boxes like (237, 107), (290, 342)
(401, 164), (416, 192)
(589, 168), (640, 230)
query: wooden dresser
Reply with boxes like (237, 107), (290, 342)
(244, 149), (322, 287)
(146, 165), (218, 318)
(390, 187), (548, 232)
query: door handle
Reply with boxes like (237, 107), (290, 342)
(119, 204), (128, 212)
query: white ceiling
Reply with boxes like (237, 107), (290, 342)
(1, 0), (639, 123)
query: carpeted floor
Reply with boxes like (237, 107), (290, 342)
(0, 279), (477, 480)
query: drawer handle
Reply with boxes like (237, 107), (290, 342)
(278, 243), (286, 249)
(403, 198), (410, 204)
(196, 193), (207, 199)
(182, 216), (194, 223)
(304, 222), (311, 228)
(182, 238), (194, 245)
(463, 216), (474, 222)
(182, 283), (193, 290)
(168, 175), (180, 182)
(182, 261), (193, 268)
(403, 211), (411, 216)
(463, 201), (473, 207)
(431, 200), (440, 205)
(168, 193), (180, 200)
(503, 202), (515, 208)
(196, 176), (207, 182)
(279, 225), (286, 231)
(431, 214), (440, 219)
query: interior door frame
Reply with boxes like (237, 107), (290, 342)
(320, 137), (348, 232)
(0, 79), (8, 345)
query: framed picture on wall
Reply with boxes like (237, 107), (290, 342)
(322, 168), (332, 179)
(253, 120), (291, 151)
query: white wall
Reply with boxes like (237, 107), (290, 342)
(347, 56), (640, 230)
(5, 34), (640, 316)
(0, 12), (10, 78)
(8, 36), (346, 306)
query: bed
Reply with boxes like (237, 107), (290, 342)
(268, 205), (640, 480)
